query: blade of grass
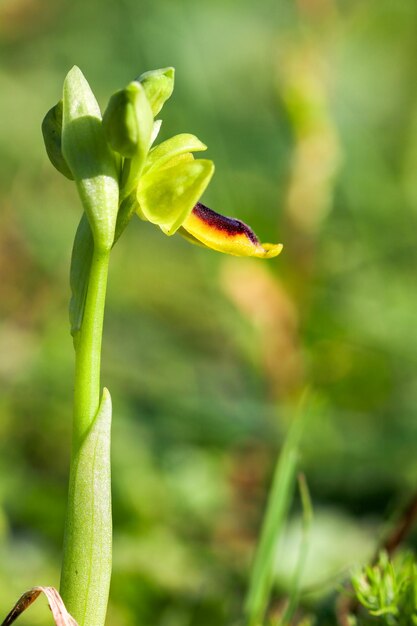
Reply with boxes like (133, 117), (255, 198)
(245, 392), (310, 626)
(279, 473), (313, 626)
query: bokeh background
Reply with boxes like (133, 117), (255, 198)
(1, 0), (417, 624)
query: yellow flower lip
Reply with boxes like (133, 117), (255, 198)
(181, 203), (283, 258)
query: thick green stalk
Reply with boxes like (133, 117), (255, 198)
(60, 247), (112, 626)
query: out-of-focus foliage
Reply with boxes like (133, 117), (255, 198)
(1, 0), (417, 624)
(351, 551), (417, 625)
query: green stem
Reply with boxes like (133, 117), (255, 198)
(60, 246), (112, 626)
(73, 248), (110, 440)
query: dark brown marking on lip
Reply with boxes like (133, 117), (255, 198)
(192, 203), (259, 244)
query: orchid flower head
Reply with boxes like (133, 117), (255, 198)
(42, 66), (282, 259)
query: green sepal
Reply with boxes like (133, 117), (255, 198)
(102, 81), (153, 159)
(137, 67), (175, 116)
(60, 387), (112, 626)
(69, 213), (94, 343)
(62, 66), (119, 252)
(144, 133), (207, 174)
(41, 100), (74, 180)
(137, 157), (215, 235)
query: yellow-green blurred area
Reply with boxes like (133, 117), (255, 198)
(1, 0), (417, 624)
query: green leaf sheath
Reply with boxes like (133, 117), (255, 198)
(61, 244), (111, 626)
(64, 241), (111, 626)
(60, 389), (112, 626)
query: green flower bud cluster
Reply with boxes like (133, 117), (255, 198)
(42, 65), (214, 252)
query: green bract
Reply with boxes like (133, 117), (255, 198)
(137, 67), (175, 116)
(69, 214), (94, 341)
(42, 100), (74, 180)
(62, 66), (119, 252)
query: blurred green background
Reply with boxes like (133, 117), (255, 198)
(1, 0), (417, 623)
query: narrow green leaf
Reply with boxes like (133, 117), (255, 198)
(245, 394), (309, 626)
(137, 157), (214, 235)
(60, 388), (112, 626)
(279, 474), (313, 626)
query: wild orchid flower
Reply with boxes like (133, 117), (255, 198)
(40, 65), (282, 626)
(133, 124), (282, 258)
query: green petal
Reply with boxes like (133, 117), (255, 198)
(137, 158), (214, 235)
(62, 66), (119, 251)
(143, 133), (207, 174)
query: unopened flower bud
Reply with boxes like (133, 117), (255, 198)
(137, 67), (175, 116)
(103, 82), (153, 159)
